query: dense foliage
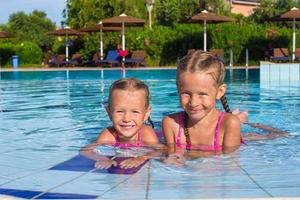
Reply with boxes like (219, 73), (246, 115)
(0, 41), (43, 65)
(107, 23), (292, 66)
(5, 11), (55, 51)
(249, 0), (298, 23)
(65, 0), (148, 28)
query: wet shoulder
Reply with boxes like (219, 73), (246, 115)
(140, 124), (160, 144)
(96, 127), (116, 143)
(222, 112), (241, 130)
(162, 112), (181, 125)
(141, 124), (156, 134)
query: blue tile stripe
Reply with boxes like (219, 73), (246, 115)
(0, 188), (97, 199)
(49, 154), (147, 174)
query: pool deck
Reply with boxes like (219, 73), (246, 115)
(0, 65), (259, 72)
(260, 61), (300, 88)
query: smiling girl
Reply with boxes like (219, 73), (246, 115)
(81, 78), (161, 169)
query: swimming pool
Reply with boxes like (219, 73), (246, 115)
(0, 69), (299, 199)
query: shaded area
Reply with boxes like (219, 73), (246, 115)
(160, 32), (202, 65)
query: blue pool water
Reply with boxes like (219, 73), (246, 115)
(0, 69), (299, 199)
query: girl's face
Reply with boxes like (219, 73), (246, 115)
(177, 72), (226, 121)
(107, 89), (151, 141)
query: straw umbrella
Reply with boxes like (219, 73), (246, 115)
(80, 22), (121, 60)
(48, 26), (83, 61)
(102, 14), (145, 77)
(273, 7), (300, 61)
(0, 31), (13, 38)
(102, 13), (145, 52)
(187, 10), (233, 52)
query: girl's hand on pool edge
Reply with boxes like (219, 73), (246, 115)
(95, 159), (117, 169)
(119, 156), (148, 169)
(161, 153), (186, 166)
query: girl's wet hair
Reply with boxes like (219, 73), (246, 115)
(108, 78), (154, 127)
(177, 50), (231, 112)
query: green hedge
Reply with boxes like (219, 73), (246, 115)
(47, 22), (294, 67)
(15, 42), (43, 65)
(93, 23), (291, 66)
(0, 41), (43, 66)
(76, 22), (292, 66)
(0, 43), (15, 66)
(125, 23), (291, 66)
(2, 22), (289, 67)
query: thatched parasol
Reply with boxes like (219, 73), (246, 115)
(48, 28), (83, 36)
(0, 31), (13, 38)
(48, 27), (84, 61)
(187, 10), (233, 52)
(80, 22), (121, 60)
(102, 13), (145, 51)
(273, 7), (300, 61)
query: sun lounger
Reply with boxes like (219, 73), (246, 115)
(271, 48), (289, 62)
(97, 50), (120, 67)
(295, 48), (300, 62)
(48, 54), (68, 67)
(82, 51), (103, 67)
(123, 50), (146, 67)
(68, 53), (82, 66)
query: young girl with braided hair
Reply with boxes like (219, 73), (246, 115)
(162, 50), (287, 161)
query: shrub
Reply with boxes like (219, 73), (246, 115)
(15, 42), (43, 65)
(0, 43), (15, 66)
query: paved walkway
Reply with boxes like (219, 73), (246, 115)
(0, 65), (259, 72)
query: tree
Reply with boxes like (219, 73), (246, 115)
(156, 0), (181, 25)
(250, 0), (297, 23)
(65, 0), (229, 27)
(65, 0), (147, 28)
(155, 0), (229, 26)
(6, 11), (55, 51)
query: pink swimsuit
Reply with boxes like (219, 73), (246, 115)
(176, 112), (225, 151)
(114, 130), (143, 147)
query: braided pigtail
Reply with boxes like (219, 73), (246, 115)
(147, 116), (154, 128)
(220, 95), (231, 113)
(183, 112), (191, 147)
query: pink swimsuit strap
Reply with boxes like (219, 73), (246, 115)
(114, 129), (142, 147)
(176, 111), (225, 151)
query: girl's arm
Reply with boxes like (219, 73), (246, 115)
(162, 115), (177, 146)
(247, 123), (287, 134)
(79, 128), (117, 169)
(162, 115), (184, 154)
(80, 128), (114, 156)
(243, 123), (288, 141)
(141, 125), (161, 146)
(222, 114), (242, 154)
(119, 125), (167, 169)
(161, 114), (187, 166)
(232, 109), (288, 140)
(119, 148), (166, 169)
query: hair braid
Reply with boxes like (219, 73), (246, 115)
(183, 112), (191, 147)
(148, 116), (154, 128)
(220, 95), (231, 113)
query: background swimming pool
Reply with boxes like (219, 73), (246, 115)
(0, 69), (299, 199)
